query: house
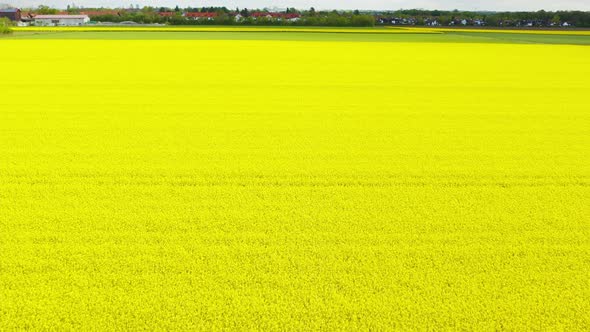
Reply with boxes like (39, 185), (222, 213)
(184, 12), (217, 20)
(18, 12), (34, 26)
(0, 8), (21, 21)
(34, 15), (90, 26)
(251, 12), (273, 20)
(425, 18), (439, 26)
(284, 13), (301, 22)
(379, 17), (416, 25)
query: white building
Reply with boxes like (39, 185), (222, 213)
(34, 15), (90, 26)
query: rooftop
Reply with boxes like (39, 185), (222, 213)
(34, 15), (89, 19)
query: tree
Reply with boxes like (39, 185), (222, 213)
(351, 14), (375, 27)
(67, 4), (81, 14)
(0, 17), (12, 34)
(484, 15), (498, 26)
(438, 15), (451, 25)
(36, 5), (58, 14)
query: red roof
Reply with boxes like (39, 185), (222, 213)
(251, 12), (272, 17)
(185, 12), (217, 18)
(158, 12), (175, 17)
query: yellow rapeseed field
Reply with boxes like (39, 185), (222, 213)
(399, 26), (590, 35)
(1, 38), (589, 330)
(13, 26), (590, 36)
(13, 26), (439, 33)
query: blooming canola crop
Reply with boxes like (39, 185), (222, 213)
(13, 26), (440, 33)
(0, 38), (589, 330)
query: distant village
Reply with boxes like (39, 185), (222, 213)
(1, 6), (589, 28)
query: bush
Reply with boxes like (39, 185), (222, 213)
(0, 18), (13, 34)
(351, 15), (376, 27)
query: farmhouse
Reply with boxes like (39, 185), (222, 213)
(184, 12), (217, 20)
(284, 13), (301, 22)
(251, 12), (273, 20)
(0, 8), (21, 21)
(34, 14), (90, 26)
(19, 13), (34, 26)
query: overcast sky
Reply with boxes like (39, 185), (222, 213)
(7, 0), (590, 11)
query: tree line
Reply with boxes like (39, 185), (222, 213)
(378, 9), (590, 27)
(21, 6), (590, 28)
(86, 8), (375, 27)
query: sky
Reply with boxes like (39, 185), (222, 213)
(6, 0), (590, 11)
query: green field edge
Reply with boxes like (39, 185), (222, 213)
(3, 32), (590, 46)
